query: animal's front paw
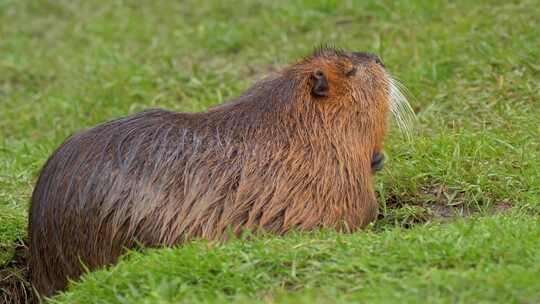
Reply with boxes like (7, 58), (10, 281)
(371, 151), (385, 173)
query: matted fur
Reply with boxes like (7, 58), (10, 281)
(29, 48), (393, 296)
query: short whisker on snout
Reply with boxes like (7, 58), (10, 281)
(386, 76), (416, 140)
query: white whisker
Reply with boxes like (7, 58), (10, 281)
(387, 75), (416, 140)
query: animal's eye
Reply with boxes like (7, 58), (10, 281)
(345, 67), (357, 77)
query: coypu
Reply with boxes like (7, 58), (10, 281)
(28, 47), (414, 296)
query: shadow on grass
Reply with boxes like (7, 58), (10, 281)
(0, 240), (36, 304)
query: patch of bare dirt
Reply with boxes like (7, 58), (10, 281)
(377, 185), (512, 228)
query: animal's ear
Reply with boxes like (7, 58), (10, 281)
(311, 70), (329, 97)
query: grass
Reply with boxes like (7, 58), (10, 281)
(51, 213), (540, 303)
(0, 0), (539, 303)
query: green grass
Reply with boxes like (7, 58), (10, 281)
(0, 0), (539, 303)
(52, 213), (540, 304)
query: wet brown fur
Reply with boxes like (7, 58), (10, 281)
(28, 48), (390, 296)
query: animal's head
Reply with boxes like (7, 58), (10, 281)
(212, 47), (414, 146)
(287, 47), (414, 133)
(239, 47), (411, 151)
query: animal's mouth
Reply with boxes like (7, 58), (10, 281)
(387, 75), (416, 139)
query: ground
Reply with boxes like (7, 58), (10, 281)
(0, 0), (539, 303)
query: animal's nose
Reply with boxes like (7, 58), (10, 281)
(351, 52), (385, 68)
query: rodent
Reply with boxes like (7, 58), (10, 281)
(28, 48), (410, 296)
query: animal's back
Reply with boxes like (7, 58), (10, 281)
(28, 109), (199, 296)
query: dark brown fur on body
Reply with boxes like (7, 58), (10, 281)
(29, 48), (390, 296)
